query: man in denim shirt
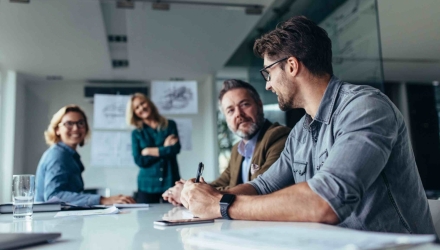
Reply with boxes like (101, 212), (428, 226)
(180, 16), (436, 234)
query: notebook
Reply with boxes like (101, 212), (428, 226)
(0, 202), (61, 214)
(0, 233), (61, 250)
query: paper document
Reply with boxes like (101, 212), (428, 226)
(54, 206), (119, 218)
(187, 226), (436, 250)
(113, 204), (149, 208)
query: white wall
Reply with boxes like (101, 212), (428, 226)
(0, 70), (27, 203)
(23, 76), (217, 196)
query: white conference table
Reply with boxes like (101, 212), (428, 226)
(0, 203), (439, 250)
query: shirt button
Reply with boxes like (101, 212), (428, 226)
(159, 178), (163, 181)
(160, 168), (163, 171)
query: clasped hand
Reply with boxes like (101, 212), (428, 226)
(180, 177), (222, 218)
(164, 134), (178, 146)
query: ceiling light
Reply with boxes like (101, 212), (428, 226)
(152, 2), (170, 11)
(10, 0), (30, 3)
(245, 6), (263, 15)
(116, 0), (134, 9)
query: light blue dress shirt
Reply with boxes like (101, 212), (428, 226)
(237, 130), (260, 183)
(35, 142), (101, 206)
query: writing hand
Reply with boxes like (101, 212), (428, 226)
(180, 177), (222, 218)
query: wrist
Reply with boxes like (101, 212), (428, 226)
(219, 194), (236, 220)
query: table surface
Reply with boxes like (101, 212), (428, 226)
(0, 203), (438, 250)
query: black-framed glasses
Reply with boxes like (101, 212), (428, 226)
(59, 120), (86, 130)
(259, 57), (289, 82)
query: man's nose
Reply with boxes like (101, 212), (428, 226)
(265, 81), (272, 91)
(235, 107), (244, 118)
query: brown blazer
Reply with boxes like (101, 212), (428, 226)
(210, 119), (291, 190)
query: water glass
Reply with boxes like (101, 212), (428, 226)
(12, 175), (35, 219)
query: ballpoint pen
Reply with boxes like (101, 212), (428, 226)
(195, 162), (204, 183)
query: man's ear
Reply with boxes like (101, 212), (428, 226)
(286, 57), (300, 77)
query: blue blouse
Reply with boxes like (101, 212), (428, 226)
(35, 142), (100, 206)
(131, 119), (181, 193)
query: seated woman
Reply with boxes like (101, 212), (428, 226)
(35, 105), (135, 206)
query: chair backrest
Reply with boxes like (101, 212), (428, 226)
(428, 199), (440, 237)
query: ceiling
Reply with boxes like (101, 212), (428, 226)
(0, 0), (439, 83)
(0, 0), (274, 81)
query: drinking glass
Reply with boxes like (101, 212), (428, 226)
(12, 175), (35, 219)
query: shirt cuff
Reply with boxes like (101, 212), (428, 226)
(307, 175), (354, 222)
(249, 180), (264, 195)
(88, 194), (101, 206)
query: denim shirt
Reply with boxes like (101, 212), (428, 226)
(250, 76), (436, 234)
(35, 142), (100, 206)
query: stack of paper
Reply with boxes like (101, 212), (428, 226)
(187, 226), (436, 250)
(54, 206), (119, 218)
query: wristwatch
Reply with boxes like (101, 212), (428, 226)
(219, 194), (236, 220)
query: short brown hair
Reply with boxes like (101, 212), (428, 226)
(253, 16), (333, 77)
(44, 105), (90, 147)
(218, 79), (262, 105)
(126, 93), (168, 129)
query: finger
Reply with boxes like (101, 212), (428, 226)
(200, 176), (207, 184)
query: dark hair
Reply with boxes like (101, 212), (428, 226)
(253, 15), (333, 76)
(218, 79), (262, 105)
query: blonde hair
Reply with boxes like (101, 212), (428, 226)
(126, 93), (168, 129)
(44, 105), (90, 147)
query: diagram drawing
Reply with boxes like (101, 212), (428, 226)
(151, 81), (198, 115)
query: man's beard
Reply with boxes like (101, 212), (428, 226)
(231, 110), (265, 140)
(277, 72), (298, 111)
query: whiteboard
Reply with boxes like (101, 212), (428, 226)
(151, 81), (198, 114)
(90, 131), (136, 167)
(93, 94), (131, 129)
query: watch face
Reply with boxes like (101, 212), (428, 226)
(220, 194), (235, 205)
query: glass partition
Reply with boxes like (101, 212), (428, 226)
(217, 0), (384, 172)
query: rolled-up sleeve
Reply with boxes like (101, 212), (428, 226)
(249, 136), (295, 194)
(307, 95), (397, 221)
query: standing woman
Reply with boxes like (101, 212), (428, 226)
(127, 93), (181, 203)
(35, 105), (135, 206)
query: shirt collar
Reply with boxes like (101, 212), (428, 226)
(304, 76), (342, 129)
(237, 129), (261, 158)
(57, 142), (80, 159)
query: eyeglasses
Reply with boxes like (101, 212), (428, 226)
(259, 57), (289, 82)
(59, 120), (86, 130)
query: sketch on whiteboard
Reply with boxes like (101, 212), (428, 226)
(159, 86), (194, 111)
(93, 94), (131, 129)
(90, 131), (136, 167)
(173, 118), (192, 151)
(152, 81), (198, 114)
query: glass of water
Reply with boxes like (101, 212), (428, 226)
(12, 175), (35, 219)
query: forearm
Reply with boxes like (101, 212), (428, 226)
(228, 182), (339, 224)
(224, 183), (259, 195)
(142, 147), (159, 157)
(47, 190), (100, 206)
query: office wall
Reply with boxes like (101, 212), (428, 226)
(0, 70), (27, 203)
(23, 76), (217, 196)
